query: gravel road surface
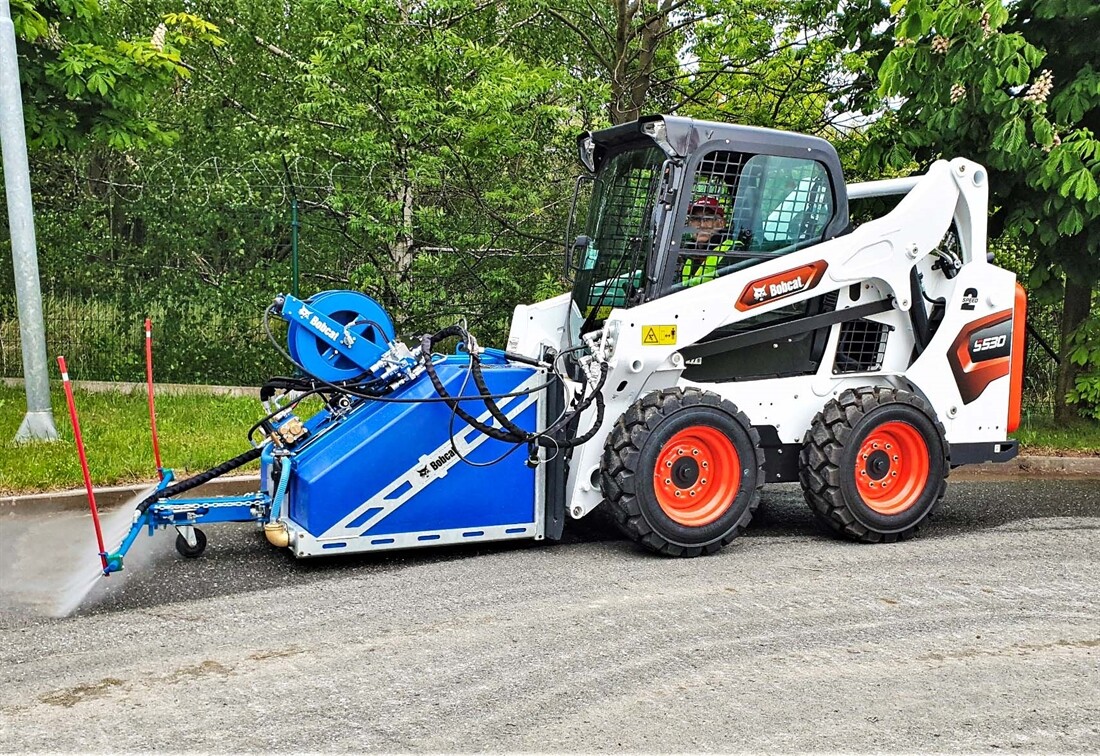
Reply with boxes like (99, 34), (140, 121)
(1, 478), (1098, 752)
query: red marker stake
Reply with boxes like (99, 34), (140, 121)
(144, 318), (164, 479)
(58, 356), (108, 572)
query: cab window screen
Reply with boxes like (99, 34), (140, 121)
(753, 156), (833, 249)
(676, 151), (834, 286)
(573, 145), (665, 321)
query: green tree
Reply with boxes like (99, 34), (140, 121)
(278, 0), (602, 331)
(542, 0), (859, 131)
(864, 0), (1099, 420)
(10, 0), (221, 151)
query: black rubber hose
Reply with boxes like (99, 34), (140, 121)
(539, 362), (608, 449)
(420, 328), (528, 443)
(468, 351), (529, 439)
(136, 447), (263, 514)
(909, 268), (931, 355)
(564, 382), (606, 446)
(260, 376), (315, 402)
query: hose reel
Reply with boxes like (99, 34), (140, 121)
(280, 290), (396, 383)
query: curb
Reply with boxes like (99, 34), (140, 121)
(951, 455), (1100, 480)
(1, 456), (1096, 514)
(0, 475), (261, 515)
(1, 377), (258, 398)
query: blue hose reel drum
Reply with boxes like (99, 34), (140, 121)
(286, 290), (396, 382)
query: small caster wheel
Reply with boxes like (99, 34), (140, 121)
(175, 527), (207, 558)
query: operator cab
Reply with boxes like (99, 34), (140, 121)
(567, 115), (850, 345)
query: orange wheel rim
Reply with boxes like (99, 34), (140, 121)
(653, 426), (741, 527)
(854, 420), (929, 515)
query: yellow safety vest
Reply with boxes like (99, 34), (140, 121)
(681, 238), (736, 287)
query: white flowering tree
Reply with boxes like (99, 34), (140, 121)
(10, 0), (221, 151)
(861, 0), (1100, 421)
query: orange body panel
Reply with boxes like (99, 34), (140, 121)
(948, 309), (1013, 404)
(1008, 283), (1027, 433)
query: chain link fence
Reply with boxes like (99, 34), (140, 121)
(1, 155), (1065, 414)
(0, 294), (272, 385)
(0, 153), (571, 385)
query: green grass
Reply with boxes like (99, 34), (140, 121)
(1011, 413), (1100, 456)
(0, 385), (265, 495)
(0, 385), (1096, 495)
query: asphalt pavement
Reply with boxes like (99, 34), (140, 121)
(1, 478), (1098, 752)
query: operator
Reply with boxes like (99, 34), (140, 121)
(681, 196), (737, 286)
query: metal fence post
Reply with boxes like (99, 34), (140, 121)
(1, 0), (58, 441)
(282, 155), (300, 298)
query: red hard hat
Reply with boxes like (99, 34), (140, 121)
(689, 196), (724, 218)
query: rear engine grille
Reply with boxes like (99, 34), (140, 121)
(834, 319), (890, 373)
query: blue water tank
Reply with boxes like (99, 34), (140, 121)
(283, 355), (542, 549)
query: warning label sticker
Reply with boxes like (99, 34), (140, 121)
(641, 325), (677, 346)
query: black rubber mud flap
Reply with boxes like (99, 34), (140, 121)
(543, 374), (567, 541)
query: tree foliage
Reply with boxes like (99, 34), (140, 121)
(3, 0), (1096, 417)
(11, 0), (222, 150)
(859, 0), (1099, 419)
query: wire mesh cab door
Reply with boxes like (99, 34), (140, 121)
(570, 143), (676, 333)
(664, 135), (848, 382)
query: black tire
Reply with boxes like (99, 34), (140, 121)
(601, 387), (764, 557)
(799, 387), (948, 543)
(175, 527), (207, 558)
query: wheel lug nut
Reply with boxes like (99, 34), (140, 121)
(665, 478), (672, 484)
(702, 462), (708, 468)
(893, 455), (899, 461)
(666, 461), (672, 467)
(692, 449), (699, 455)
(700, 479), (706, 484)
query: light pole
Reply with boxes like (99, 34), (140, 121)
(1, 0), (59, 441)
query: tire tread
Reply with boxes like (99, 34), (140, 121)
(798, 387), (949, 543)
(601, 387), (764, 557)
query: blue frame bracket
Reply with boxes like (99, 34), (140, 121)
(101, 466), (274, 575)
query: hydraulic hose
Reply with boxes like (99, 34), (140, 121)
(268, 456), (291, 522)
(541, 363), (607, 448)
(419, 325), (608, 452)
(468, 350), (529, 439)
(136, 447), (263, 514)
(420, 328), (527, 444)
